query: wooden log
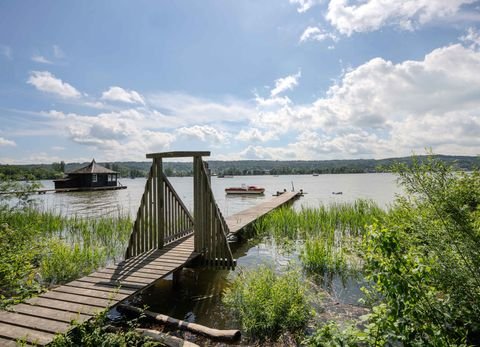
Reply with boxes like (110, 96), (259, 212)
(119, 304), (241, 341)
(135, 328), (199, 347)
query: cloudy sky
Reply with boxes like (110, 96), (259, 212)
(1, 0), (479, 164)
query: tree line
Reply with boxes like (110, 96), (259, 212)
(0, 154), (477, 180)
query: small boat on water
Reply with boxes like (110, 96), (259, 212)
(225, 184), (265, 195)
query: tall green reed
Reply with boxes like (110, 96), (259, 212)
(0, 207), (132, 306)
(253, 200), (385, 275)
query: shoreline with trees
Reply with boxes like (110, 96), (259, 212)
(1, 154), (477, 180)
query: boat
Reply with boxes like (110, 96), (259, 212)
(312, 173), (319, 176)
(225, 184), (265, 195)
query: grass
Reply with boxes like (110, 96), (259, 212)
(253, 200), (385, 275)
(0, 206), (132, 307)
(223, 265), (311, 340)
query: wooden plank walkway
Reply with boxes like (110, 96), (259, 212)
(225, 191), (299, 234)
(0, 236), (197, 346)
(0, 192), (299, 346)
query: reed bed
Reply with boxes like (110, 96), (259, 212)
(0, 207), (132, 306)
(253, 199), (385, 275)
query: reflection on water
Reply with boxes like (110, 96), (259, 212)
(140, 236), (366, 330)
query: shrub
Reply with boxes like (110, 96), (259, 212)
(223, 266), (310, 340)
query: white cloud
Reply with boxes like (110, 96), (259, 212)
(270, 71), (301, 97)
(43, 109), (175, 160)
(300, 26), (339, 43)
(235, 128), (278, 142)
(177, 125), (229, 145)
(289, 0), (319, 13)
(27, 71), (81, 98)
(0, 137), (16, 147)
(148, 92), (255, 124)
(0, 45), (12, 60)
(53, 45), (65, 59)
(31, 55), (53, 64)
(239, 43), (480, 159)
(460, 27), (480, 49)
(326, 0), (476, 35)
(101, 86), (145, 105)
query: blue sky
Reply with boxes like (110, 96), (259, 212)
(1, 0), (479, 163)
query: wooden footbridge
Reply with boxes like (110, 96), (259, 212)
(0, 151), (300, 346)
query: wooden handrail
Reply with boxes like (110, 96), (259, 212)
(126, 152), (235, 269)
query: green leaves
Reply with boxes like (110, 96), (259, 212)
(223, 266), (310, 340)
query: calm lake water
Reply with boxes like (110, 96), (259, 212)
(35, 173), (400, 218)
(34, 173), (401, 333)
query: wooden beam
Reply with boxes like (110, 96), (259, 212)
(146, 151), (210, 159)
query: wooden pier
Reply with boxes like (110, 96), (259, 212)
(225, 191), (299, 234)
(0, 236), (197, 346)
(0, 151), (300, 346)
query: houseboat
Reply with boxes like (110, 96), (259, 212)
(53, 159), (127, 192)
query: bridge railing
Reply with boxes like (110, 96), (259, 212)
(194, 157), (235, 269)
(125, 151), (235, 270)
(125, 158), (194, 259)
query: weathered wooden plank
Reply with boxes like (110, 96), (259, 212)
(146, 151), (210, 159)
(73, 277), (145, 290)
(52, 286), (130, 301)
(39, 292), (112, 308)
(94, 267), (166, 280)
(0, 311), (70, 334)
(0, 322), (55, 346)
(10, 303), (91, 323)
(84, 273), (154, 286)
(26, 297), (102, 315)
(64, 280), (136, 295)
(0, 336), (19, 347)
(105, 263), (176, 275)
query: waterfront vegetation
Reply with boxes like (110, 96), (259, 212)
(223, 266), (310, 340)
(1, 155), (479, 345)
(0, 188), (132, 307)
(50, 309), (162, 347)
(225, 157), (480, 346)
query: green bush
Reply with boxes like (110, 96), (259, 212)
(223, 266), (310, 340)
(50, 309), (162, 347)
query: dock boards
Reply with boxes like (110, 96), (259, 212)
(0, 236), (197, 346)
(225, 192), (299, 234)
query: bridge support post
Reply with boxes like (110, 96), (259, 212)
(155, 157), (164, 249)
(172, 269), (181, 288)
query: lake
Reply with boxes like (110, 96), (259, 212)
(34, 173), (401, 334)
(34, 173), (400, 218)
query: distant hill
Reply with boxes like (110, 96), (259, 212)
(1, 155), (478, 180)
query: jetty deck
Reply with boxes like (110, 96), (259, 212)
(225, 191), (299, 234)
(0, 151), (300, 346)
(0, 236), (197, 346)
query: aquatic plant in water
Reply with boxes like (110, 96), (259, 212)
(223, 265), (310, 340)
(0, 207), (132, 307)
(253, 200), (384, 276)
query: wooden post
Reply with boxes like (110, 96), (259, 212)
(156, 158), (164, 249)
(193, 156), (201, 253)
(172, 269), (181, 288)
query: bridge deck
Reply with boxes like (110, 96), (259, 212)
(0, 236), (197, 346)
(225, 191), (299, 234)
